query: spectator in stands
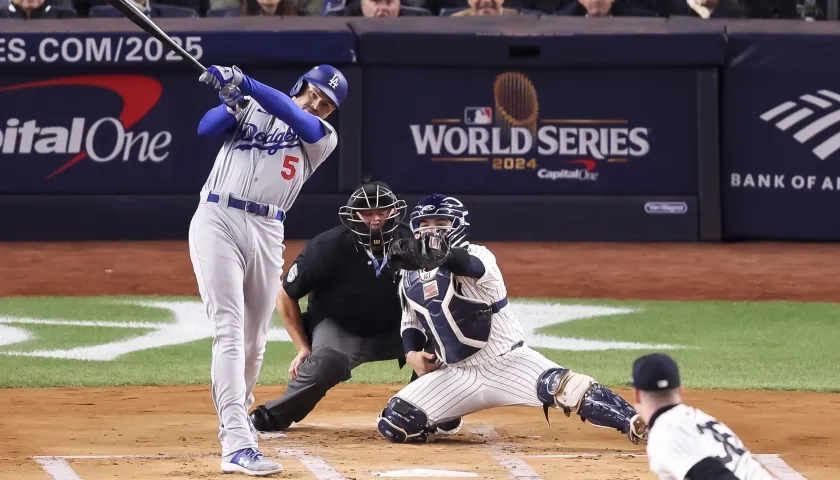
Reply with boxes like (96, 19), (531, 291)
(326, 0), (428, 15)
(668, 0), (746, 18)
(556, 0), (656, 15)
(227, 0), (308, 14)
(450, 0), (521, 15)
(0, 0), (76, 17)
(89, 0), (198, 16)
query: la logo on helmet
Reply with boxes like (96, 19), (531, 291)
(328, 73), (340, 89)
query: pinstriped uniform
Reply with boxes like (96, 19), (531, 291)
(647, 405), (774, 480)
(396, 244), (562, 423)
(189, 97), (338, 456)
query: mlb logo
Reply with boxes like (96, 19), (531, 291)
(464, 107), (493, 125)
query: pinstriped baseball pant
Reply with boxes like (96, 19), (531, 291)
(394, 344), (559, 424)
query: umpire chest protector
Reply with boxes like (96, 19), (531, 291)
(403, 267), (496, 364)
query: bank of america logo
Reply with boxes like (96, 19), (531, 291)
(760, 90), (840, 160)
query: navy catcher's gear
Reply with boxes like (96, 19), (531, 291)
(433, 417), (464, 435)
(389, 231), (451, 272)
(377, 397), (430, 443)
(409, 194), (471, 247)
(537, 368), (648, 445)
(338, 181), (406, 256)
(290, 64), (348, 109)
(402, 267), (506, 364)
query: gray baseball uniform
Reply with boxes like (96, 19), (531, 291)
(189, 96), (337, 457)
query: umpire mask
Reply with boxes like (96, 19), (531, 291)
(338, 181), (407, 257)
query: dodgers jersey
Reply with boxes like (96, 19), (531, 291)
(647, 404), (774, 480)
(399, 244), (523, 367)
(201, 97), (338, 212)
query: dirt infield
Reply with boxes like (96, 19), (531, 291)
(2, 241), (840, 479)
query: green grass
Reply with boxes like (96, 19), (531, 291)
(532, 298), (840, 392)
(0, 296), (838, 392)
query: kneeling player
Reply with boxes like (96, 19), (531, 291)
(375, 194), (648, 445)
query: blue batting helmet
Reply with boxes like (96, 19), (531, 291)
(409, 194), (471, 247)
(289, 64), (347, 109)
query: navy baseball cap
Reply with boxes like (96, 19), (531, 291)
(630, 353), (681, 391)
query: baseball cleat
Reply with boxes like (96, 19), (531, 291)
(434, 417), (464, 435)
(221, 447), (283, 476)
(250, 406), (292, 432)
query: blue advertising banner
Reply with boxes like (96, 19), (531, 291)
(723, 26), (840, 240)
(362, 68), (699, 195)
(0, 18), (356, 68)
(0, 69), (339, 194)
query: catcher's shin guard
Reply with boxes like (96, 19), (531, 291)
(537, 368), (648, 445)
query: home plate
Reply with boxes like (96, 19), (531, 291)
(373, 468), (479, 477)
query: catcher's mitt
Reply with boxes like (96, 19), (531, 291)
(389, 232), (451, 271)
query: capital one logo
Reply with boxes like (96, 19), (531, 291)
(760, 89), (840, 161)
(0, 75), (170, 179)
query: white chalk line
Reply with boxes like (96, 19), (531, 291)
(468, 425), (543, 480)
(276, 448), (347, 480)
(32, 457), (81, 480)
(27, 426), (808, 480)
(755, 454), (808, 480)
(467, 426), (808, 480)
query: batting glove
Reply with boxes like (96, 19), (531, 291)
(199, 65), (244, 90)
(219, 85), (246, 112)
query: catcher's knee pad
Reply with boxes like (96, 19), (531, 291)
(537, 367), (596, 414)
(376, 397), (430, 443)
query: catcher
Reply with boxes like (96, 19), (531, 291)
(376, 193), (649, 445)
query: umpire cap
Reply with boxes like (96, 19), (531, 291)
(630, 353), (681, 392)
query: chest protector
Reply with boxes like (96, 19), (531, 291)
(403, 267), (503, 364)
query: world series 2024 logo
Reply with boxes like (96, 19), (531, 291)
(408, 71), (652, 182)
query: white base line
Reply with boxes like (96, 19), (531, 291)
(27, 442), (808, 480)
(276, 447), (348, 480)
(523, 453), (645, 459)
(469, 425), (543, 480)
(32, 457), (82, 480)
(755, 454), (808, 480)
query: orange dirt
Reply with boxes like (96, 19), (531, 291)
(1, 241), (839, 479)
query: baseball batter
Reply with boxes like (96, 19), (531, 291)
(376, 194), (648, 445)
(190, 64), (347, 476)
(631, 353), (774, 480)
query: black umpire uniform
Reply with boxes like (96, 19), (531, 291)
(250, 181), (411, 432)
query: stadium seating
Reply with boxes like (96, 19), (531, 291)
(88, 3), (198, 16)
(438, 6), (541, 15)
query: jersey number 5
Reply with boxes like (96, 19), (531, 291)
(281, 155), (300, 180)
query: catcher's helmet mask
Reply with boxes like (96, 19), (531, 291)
(409, 194), (471, 248)
(338, 181), (407, 259)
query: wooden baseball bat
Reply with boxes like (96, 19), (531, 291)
(107, 0), (247, 108)
(107, 0), (206, 72)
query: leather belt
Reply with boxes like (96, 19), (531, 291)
(207, 193), (285, 221)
